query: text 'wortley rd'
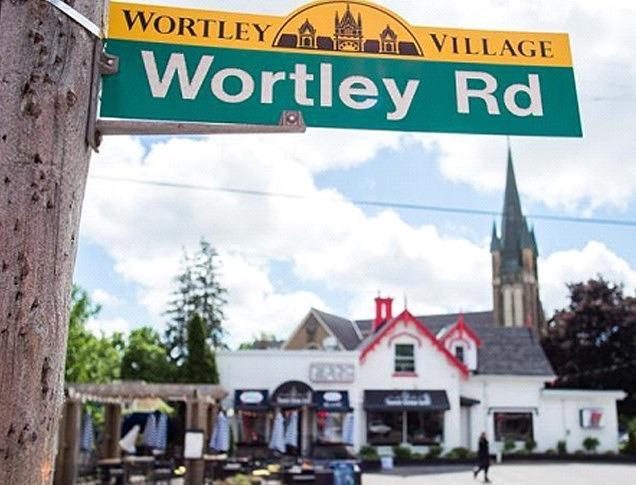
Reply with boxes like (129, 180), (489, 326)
(102, 1), (582, 137)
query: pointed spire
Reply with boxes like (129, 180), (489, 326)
(490, 222), (501, 252)
(501, 146), (525, 266)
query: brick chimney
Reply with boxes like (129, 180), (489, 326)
(373, 297), (394, 333)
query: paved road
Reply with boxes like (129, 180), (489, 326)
(364, 463), (636, 484)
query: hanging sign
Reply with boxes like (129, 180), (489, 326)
(101, 1), (582, 137)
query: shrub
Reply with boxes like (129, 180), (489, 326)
(557, 440), (567, 455)
(503, 438), (516, 453)
(445, 447), (470, 459)
(621, 431), (636, 455)
(392, 445), (412, 460)
(583, 437), (600, 453)
(426, 445), (443, 459)
(545, 448), (556, 455)
(411, 452), (425, 460)
(359, 445), (379, 461)
(524, 438), (537, 453)
(574, 449), (585, 456)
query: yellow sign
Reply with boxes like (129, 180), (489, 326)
(108, 0), (573, 67)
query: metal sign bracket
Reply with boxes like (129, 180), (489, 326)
(85, 44), (306, 151)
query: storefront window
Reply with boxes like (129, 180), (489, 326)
(367, 411), (404, 445)
(406, 411), (444, 445)
(316, 411), (345, 444)
(395, 344), (415, 372)
(494, 412), (533, 441)
(237, 411), (268, 445)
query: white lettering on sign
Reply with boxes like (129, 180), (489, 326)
(384, 391), (432, 407)
(140, 51), (420, 121)
(455, 71), (544, 117)
(142, 51), (213, 99)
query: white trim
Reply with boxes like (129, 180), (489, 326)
(217, 349), (358, 358)
(541, 389), (627, 400)
(282, 309), (343, 351)
(470, 375), (555, 382)
(312, 311), (346, 351)
(351, 320), (364, 340)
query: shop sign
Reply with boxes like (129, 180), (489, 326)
(310, 363), (355, 383)
(239, 391), (265, 405)
(385, 391), (432, 408)
(324, 392), (343, 403)
(272, 381), (314, 406)
(276, 394), (313, 406)
(580, 408), (605, 429)
(101, 1), (582, 137)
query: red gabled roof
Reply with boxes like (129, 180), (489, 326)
(359, 309), (469, 378)
(441, 314), (482, 348)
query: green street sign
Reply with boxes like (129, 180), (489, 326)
(102, 1), (582, 137)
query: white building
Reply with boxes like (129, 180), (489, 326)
(217, 152), (625, 457)
(218, 305), (624, 456)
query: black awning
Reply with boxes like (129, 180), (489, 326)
(460, 396), (481, 407)
(271, 381), (314, 408)
(314, 391), (352, 412)
(234, 390), (269, 411)
(364, 390), (450, 412)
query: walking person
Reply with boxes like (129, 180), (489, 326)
(473, 432), (491, 483)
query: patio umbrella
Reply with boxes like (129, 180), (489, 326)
(284, 411), (299, 449)
(142, 413), (158, 448)
(209, 413), (230, 452)
(119, 424), (140, 454)
(323, 413), (337, 443)
(80, 412), (94, 452)
(269, 411), (286, 454)
(342, 412), (355, 446)
(155, 413), (168, 451)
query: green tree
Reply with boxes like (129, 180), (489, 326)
(65, 286), (121, 384)
(542, 278), (636, 414)
(165, 239), (227, 362)
(181, 313), (219, 384)
(121, 327), (177, 383)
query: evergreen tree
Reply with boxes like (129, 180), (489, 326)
(542, 278), (636, 414)
(165, 239), (227, 362)
(181, 313), (219, 384)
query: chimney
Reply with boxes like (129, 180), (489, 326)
(373, 297), (394, 332)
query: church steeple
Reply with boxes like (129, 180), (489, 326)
(491, 148), (544, 332)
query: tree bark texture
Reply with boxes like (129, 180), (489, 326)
(0, 0), (106, 483)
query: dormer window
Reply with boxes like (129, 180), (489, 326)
(395, 344), (415, 373)
(455, 345), (465, 364)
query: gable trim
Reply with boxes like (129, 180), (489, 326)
(283, 309), (343, 351)
(359, 310), (469, 378)
(441, 314), (482, 348)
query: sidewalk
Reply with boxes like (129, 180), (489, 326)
(364, 463), (636, 484)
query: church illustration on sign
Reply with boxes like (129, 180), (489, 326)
(275, 3), (421, 56)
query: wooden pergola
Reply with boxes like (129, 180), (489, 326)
(54, 382), (228, 485)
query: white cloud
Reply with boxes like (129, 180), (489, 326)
(91, 289), (122, 307)
(84, 0), (636, 341)
(121, 0), (636, 210)
(87, 317), (133, 336)
(540, 241), (636, 314)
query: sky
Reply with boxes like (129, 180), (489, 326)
(76, 0), (636, 347)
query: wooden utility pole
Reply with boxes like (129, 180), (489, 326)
(0, 1), (106, 483)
